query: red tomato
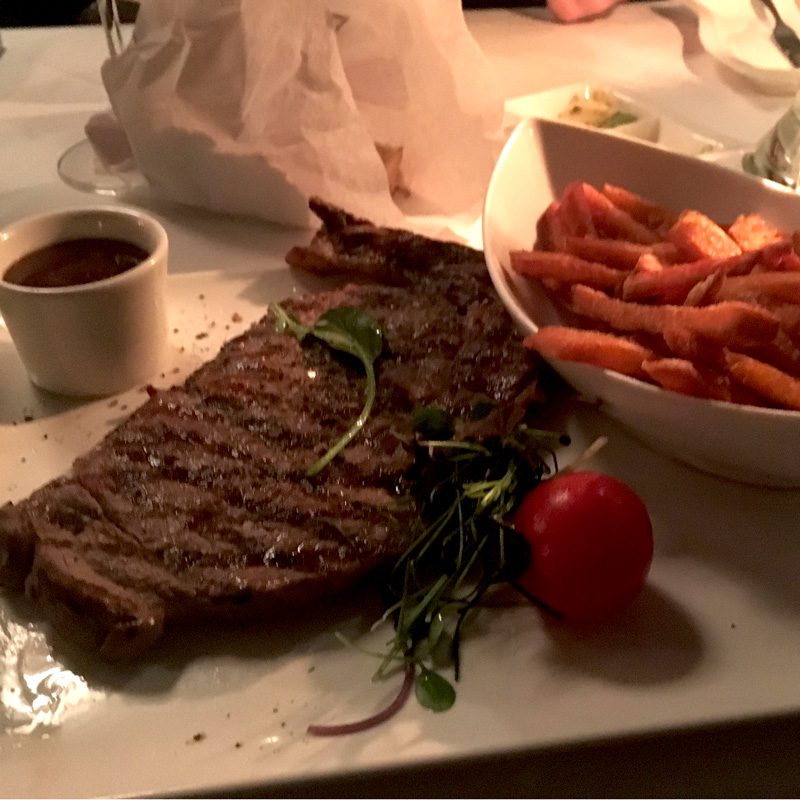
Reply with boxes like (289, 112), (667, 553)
(513, 471), (653, 622)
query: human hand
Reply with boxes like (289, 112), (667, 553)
(547, 0), (627, 22)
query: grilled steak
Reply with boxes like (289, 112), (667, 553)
(0, 203), (539, 660)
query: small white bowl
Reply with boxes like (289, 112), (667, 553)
(483, 117), (800, 487)
(0, 206), (168, 397)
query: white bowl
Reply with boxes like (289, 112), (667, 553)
(483, 117), (800, 487)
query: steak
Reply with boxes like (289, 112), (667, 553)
(0, 202), (539, 660)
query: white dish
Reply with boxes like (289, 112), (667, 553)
(0, 206), (168, 397)
(504, 83), (730, 158)
(686, 0), (800, 95)
(483, 116), (800, 488)
(3, 265), (800, 797)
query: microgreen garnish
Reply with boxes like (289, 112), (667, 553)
(270, 304), (384, 476)
(374, 413), (569, 707)
(307, 662), (415, 737)
(305, 410), (570, 736)
(411, 406), (455, 440)
(599, 110), (638, 128)
(414, 665), (457, 712)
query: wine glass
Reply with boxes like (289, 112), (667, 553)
(56, 0), (145, 197)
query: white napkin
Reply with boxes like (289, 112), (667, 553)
(86, 0), (505, 233)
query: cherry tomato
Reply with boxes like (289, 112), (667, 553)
(513, 471), (653, 623)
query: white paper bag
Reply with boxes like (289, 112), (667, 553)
(90, 0), (504, 230)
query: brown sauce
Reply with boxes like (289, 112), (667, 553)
(3, 238), (150, 288)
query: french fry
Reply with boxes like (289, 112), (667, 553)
(725, 351), (800, 410)
(683, 271), (725, 307)
(600, 183), (679, 236)
(562, 235), (680, 270)
(661, 322), (725, 366)
(641, 357), (732, 400)
(634, 253), (667, 274)
(569, 284), (665, 332)
(621, 256), (721, 304)
(570, 285), (780, 347)
(768, 303), (800, 341)
(666, 302), (780, 347)
(523, 326), (652, 376)
(727, 213), (788, 251)
(667, 210), (742, 260)
(579, 183), (661, 244)
(518, 181), (800, 410)
(738, 329), (800, 379)
(510, 250), (625, 291)
(769, 248), (800, 272)
(536, 201), (568, 252)
(748, 239), (799, 271)
(713, 272), (800, 305)
(560, 181), (598, 237)
(620, 249), (763, 305)
(793, 231), (800, 258)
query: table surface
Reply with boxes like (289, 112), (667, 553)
(2, 4), (800, 797)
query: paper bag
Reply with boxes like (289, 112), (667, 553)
(90, 0), (504, 230)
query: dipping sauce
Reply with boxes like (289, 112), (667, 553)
(3, 238), (149, 288)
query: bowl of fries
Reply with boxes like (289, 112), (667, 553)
(483, 116), (800, 487)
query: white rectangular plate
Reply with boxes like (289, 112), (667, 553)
(504, 82), (736, 158)
(1, 266), (800, 798)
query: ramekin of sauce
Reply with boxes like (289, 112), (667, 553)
(0, 206), (168, 396)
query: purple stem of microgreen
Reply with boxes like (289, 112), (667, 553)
(307, 661), (415, 737)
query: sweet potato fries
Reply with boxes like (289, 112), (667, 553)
(514, 181), (800, 410)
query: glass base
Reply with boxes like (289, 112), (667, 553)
(57, 138), (145, 197)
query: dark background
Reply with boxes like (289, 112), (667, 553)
(0, 2), (657, 28)
(1, 1), (135, 26)
(1, 1), (545, 27)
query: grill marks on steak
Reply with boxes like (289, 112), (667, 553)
(0, 214), (539, 661)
